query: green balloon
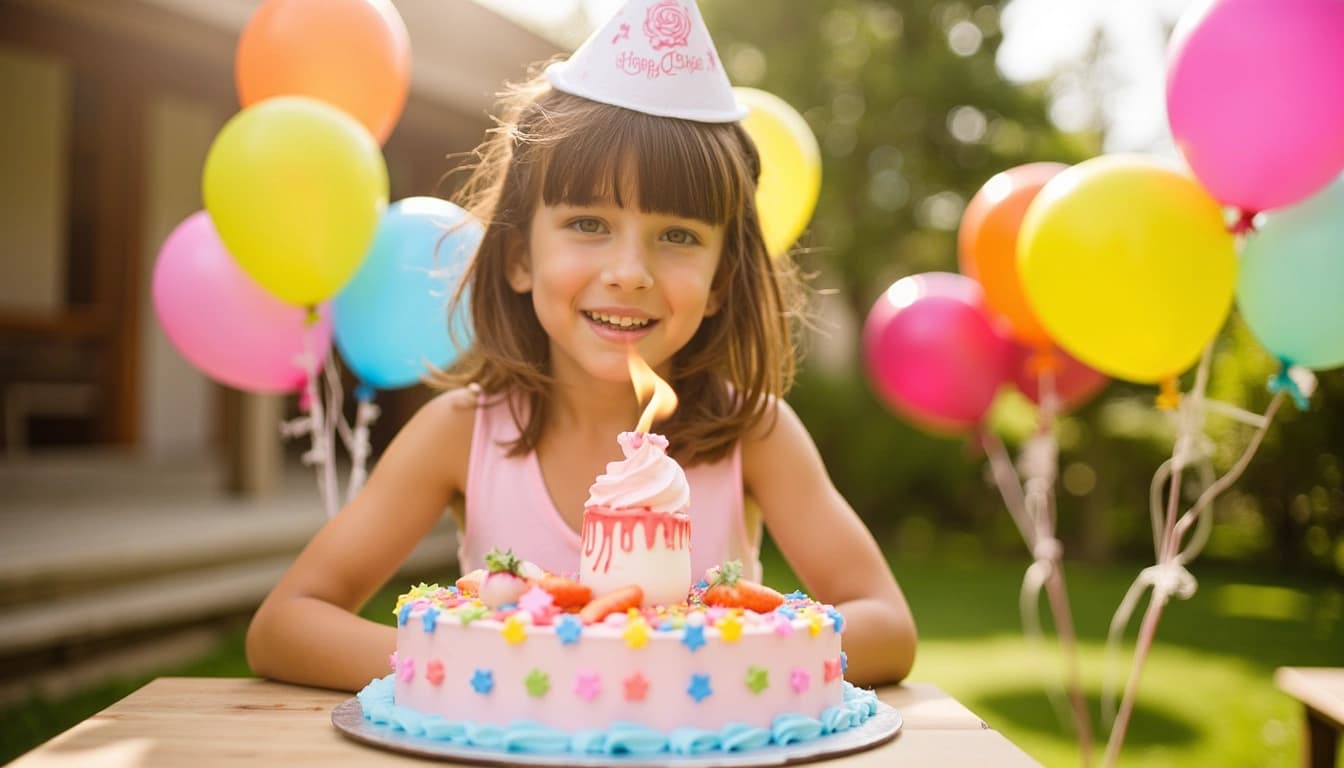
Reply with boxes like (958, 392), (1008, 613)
(1237, 176), (1344, 371)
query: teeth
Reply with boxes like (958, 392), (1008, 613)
(586, 311), (651, 329)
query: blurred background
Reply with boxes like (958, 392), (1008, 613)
(2, 0), (1341, 766)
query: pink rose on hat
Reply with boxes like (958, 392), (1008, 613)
(644, 0), (691, 50)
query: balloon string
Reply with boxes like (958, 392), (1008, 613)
(345, 385), (380, 501)
(281, 315), (338, 519)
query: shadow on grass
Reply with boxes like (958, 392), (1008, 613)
(975, 688), (1199, 748)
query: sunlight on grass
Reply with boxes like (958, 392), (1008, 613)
(1215, 584), (1311, 622)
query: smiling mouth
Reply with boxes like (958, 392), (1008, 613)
(583, 311), (656, 330)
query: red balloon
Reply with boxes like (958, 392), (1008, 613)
(1009, 343), (1109, 413)
(863, 273), (1015, 434)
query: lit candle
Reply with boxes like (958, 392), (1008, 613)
(627, 346), (677, 433)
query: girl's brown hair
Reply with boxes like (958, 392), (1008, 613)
(435, 71), (805, 466)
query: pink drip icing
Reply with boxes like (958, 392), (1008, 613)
(581, 507), (691, 574)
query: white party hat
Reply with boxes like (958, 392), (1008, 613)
(545, 0), (747, 123)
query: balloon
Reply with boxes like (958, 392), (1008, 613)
(1237, 176), (1344, 371)
(1009, 343), (1109, 413)
(958, 162), (1068, 346)
(1166, 0), (1344, 214)
(236, 0), (411, 144)
(203, 96), (388, 307)
(734, 88), (821, 258)
(334, 198), (483, 389)
(863, 272), (1014, 434)
(152, 211), (332, 394)
(1018, 154), (1237, 385)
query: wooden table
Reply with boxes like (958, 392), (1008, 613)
(9, 677), (1042, 767)
(1276, 667), (1344, 768)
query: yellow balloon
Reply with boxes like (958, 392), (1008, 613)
(1017, 154), (1236, 384)
(203, 96), (388, 306)
(735, 88), (821, 258)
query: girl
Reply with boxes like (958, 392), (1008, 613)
(246, 63), (916, 695)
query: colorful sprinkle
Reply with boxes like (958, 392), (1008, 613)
(823, 657), (843, 683)
(426, 659), (445, 686)
(518, 585), (555, 617)
(458, 604), (489, 626)
(785, 590), (807, 600)
(398, 657), (414, 682)
(397, 603), (413, 627)
(471, 668), (494, 694)
(827, 608), (845, 633)
(841, 651), (848, 674)
(501, 615), (527, 645)
(555, 614), (583, 646)
(807, 613), (823, 637)
(387, 651), (398, 669)
(687, 674), (712, 703)
(772, 614), (795, 637)
(623, 618), (650, 649)
(574, 672), (601, 701)
(422, 607), (439, 633)
(717, 614), (743, 643)
(525, 668), (550, 698)
(746, 666), (769, 694)
(790, 667), (811, 693)
(623, 673), (650, 702)
(681, 624), (706, 653)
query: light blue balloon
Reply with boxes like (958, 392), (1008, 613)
(334, 197), (481, 389)
(1237, 175), (1344, 371)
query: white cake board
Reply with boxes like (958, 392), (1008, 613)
(331, 698), (902, 767)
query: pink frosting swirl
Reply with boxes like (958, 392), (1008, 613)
(584, 431), (690, 512)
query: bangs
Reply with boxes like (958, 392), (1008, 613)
(537, 105), (749, 226)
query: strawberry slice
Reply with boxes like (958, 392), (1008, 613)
(578, 584), (644, 624)
(455, 568), (485, 597)
(536, 575), (592, 610)
(702, 560), (784, 613)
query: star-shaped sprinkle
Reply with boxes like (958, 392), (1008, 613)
(623, 618), (650, 649)
(397, 603), (413, 626)
(426, 659), (445, 686)
(823, 657), (843, 683)
(422, 607), (439, 633)
(687, 674), (712, 703)
(746, 665), (769, 694)
(772, 614), (795, 637)
(388, 651), (398, 669)
(501, 615), (527, 645)
(775, 605), (797, 619)
(785, 590), (807, 600)
(841, 651), (849, 673)
(790, 667), (810, 693)
(458, 604), (489, 625)
(470, 668), (494, 694)
(808, 613), (823, 637)
(682, 624), (706, 652)
(525, 668), (550, 697)
(624, 673), (650, 702)
(574, 671), (601, 701)
(518, 585), (555, 617)
(555, 614), (583, 645)
(398, 657), (414, 682)
(827, 608), (845, 633)
(717, 614), (743, 643)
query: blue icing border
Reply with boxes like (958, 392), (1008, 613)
(356, 675), (879, 756)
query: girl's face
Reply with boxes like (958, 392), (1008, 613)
(511, 192), (724, 386)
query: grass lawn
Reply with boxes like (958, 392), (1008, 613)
(4, 553), (1342, 766)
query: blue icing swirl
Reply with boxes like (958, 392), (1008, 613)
(603, 722), (667, 755)
(668, 727), (720, 755)
(771, 714), (823, 744)
(502, 721), (570, 753)
(718, 723), (772, 752)
(356, 673), (881, 755)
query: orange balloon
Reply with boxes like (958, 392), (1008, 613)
(958, 162), (1068, 347)
(236, 0), (411, 145)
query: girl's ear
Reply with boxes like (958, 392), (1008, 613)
(505, 235), (532, 293)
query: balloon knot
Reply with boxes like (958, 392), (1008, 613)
(304, 306), (321, 326)
(1267, 360), (1311, 411)
(297, 388), (313, 413)
(1228, 209), (1258, 235)
(355, 383), (376, 402)
(1155, 378), (1182, 411)
(1026, 347), (1060, 377)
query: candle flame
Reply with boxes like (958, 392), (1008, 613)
(628, 346), (677, 433)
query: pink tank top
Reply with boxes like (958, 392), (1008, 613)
(460, 390), (762, 582)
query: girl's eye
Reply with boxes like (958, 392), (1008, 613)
(663, 228), (701, 246)
(568, 217), (606, 234)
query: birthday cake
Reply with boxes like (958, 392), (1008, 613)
(357, 431), (879, 757)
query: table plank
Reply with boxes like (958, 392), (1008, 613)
(10, 677), (1040, 767)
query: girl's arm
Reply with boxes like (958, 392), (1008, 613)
(245, 389), (475, 691)
(743, 399), (917, 687)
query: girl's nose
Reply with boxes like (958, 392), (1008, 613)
(602, 238), (653, 291)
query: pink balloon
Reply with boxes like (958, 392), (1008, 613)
(153, 211), (332, 393)
(1009, 343), (1109, 413)
(1166, 0), (1344, 214)
(863, 272), (1014, 434)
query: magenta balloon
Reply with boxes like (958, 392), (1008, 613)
(153, 211), (333, 393)
(863, 272), (1014, 434)
(1166, 0), (1344, 213)
(1009, 343), (1109, 413)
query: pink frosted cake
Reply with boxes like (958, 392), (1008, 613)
(357, 430), (879, 757)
